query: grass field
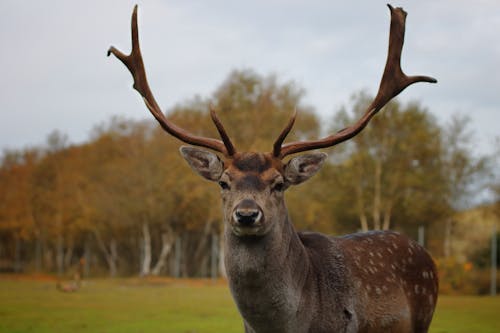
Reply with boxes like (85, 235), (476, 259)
(0, 276), (498, 333)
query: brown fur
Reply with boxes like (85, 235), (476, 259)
(180, 150), (439, 333)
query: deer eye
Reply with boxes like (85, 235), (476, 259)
(218, 181), (230, 190)
(272, 181), (285, 192)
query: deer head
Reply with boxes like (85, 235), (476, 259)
(108, 4), (435, 238)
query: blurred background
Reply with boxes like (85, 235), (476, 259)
(0, 1), (499, 332)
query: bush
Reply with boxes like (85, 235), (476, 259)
(436, 257), (499, 295)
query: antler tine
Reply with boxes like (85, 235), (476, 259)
(209, 104), (236, 156)
(272, 108), (297, 157)
(108, 6), (234, 156)
(277, 4), (436, 159)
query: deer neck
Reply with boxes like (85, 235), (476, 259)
(224, 213), (310, 331)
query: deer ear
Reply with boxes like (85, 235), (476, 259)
(284, 152), (327, 185)
(179, 146), (224, 181)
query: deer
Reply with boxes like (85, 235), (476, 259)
(108, 4), (439, 333)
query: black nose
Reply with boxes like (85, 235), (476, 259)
(234, 199), (262, 226)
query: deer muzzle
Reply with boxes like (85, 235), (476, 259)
(232, 199), (263, 227)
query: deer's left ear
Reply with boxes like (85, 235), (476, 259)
(284, 152), (327, 185)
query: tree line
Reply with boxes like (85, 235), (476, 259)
(0, 69), (490, 278)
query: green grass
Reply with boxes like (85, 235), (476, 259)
(0, 277), (499, 333)
(431, 295), (500, 333)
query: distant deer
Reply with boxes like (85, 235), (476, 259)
(109, 4), (438, 332)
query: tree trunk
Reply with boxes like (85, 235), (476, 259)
(211, 232), (219, 280)
(443, 218), (453, 258)
(94, 230), (118, 277)
(34, 235), (42, 272)
(181, 233), (189, 277)
(109, 239), (118, 277)
(56, 233), (64, 276)
(219, 229), (227, 278)
(14, 236), (22, 273)
(140, 222), (152, 276)
(372, 158), (382, 230)
(64, 238), (73, 269)
(355, 177), (369, 232)
(173, 235), (182, 278)
(83, 237), (91, 278)
(193, 222), (212, 270)
(382, 201), (393, 230)
(151, 229), (174, 276)
(44, 247), (54, 272)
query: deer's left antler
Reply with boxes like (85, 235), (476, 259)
(273, 4), (436, 159)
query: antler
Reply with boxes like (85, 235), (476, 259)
(108, 5), (236, 157)
(273, 4), (437, 158)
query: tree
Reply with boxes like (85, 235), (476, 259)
(0, 149), (39, 271)
(325, 91), (448, 232)
(439, 114), (490, 257)
(213, 69), (319, 151)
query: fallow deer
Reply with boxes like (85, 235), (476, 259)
(109, 4), (439, 333)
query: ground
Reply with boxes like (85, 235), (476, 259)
(0, 276), (498, 333)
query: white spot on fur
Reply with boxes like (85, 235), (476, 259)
(415, 285), (420, 294)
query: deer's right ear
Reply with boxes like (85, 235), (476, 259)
(179, 146), (224, 181)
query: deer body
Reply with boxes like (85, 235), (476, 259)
(218, 153), (437, 333)
(109, 4), (438, 332)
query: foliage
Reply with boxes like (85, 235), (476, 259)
(0, 69), (493, 280)
(324, 91), (450, 232)
(436, 256), (500, 295)
(469, 231), (500, 269)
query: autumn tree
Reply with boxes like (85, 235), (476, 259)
(0, 149), (39, 271)
(324, 91), (448, 232)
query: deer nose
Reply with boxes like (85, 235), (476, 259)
(233, 199), (262, 226)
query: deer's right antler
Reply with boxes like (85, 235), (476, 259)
(108, 5), (236, 157)
(273, 4), (437, 159)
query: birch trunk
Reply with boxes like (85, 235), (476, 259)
(443, 218), (453, 258)
(355, 177), (369, 232)
(382, 201), (393, 230)
(219, 229), (227, 278)
(56, 233), (64, 276)
(64, 238), (73, 269)
(94, 230), (118, 277)
(372, 158), (382, 230)
(140, 222), (152, 276)
(151, 230), (174, 275)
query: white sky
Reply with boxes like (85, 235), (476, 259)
(0, 0), (499, 156)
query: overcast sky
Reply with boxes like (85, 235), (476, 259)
(1, 0), (499, 156)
